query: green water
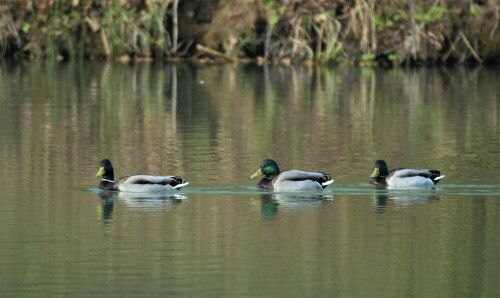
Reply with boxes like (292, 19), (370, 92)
(0, 61), (498, 297)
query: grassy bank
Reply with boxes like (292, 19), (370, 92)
(0, 0), (498, 65)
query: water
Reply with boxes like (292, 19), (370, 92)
(0, 61), (499, 297)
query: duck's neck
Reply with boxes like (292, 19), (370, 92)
(265, 173), (278, 179)
(370, 176), (387, 186)
(99, 179), (117, 191)
(102, 170), (114, 181)
(258, 177), (274, 189)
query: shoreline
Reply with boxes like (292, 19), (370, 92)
(0, 0), (498, 66)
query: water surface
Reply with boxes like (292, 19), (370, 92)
(0, 61), (498, 297)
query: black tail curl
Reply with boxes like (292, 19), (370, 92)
(170, 177), (186, 186)
(319, 174), (332, 185)
(429, 170), (442, 184)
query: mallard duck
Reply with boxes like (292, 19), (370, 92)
(96, 159), (189, 192)
(249, 159), (333, 191)
(370, 160), (444, 187)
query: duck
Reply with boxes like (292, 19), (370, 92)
(96, 159), (189, 192)
(249, 159), (333, 191)
(370, 160), (445, 188)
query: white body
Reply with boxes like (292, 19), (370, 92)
(274, 170), (333, 191)
(387, 169), (443, 188)
(117, 175), (189, 192)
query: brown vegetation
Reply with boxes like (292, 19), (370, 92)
(0, 0), (498, 65)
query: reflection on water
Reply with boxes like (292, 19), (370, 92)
(97, 190), (188, 226)
(258, 192), (334, 218)
(372, 189), (441, 212)
(98, 192), (115, 225)
(0, 62), (498, 188)
(0, 61), (498, 297)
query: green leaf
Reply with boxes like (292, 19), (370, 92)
(388, 54), (398, 61)
(270, 13), (279, 26)
(22, 23), (31, 33)
(470, 6), (480, 17)
(361, 53), (376, 61)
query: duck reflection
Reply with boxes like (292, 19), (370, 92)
(259, 194), (278, 218)
(96, 190), (187, 224)
(115, 191), (188, 211)
(259, 192), (333, 218)
(373, 189), (440, 212)
(98, 191), (115, 225)
(373, 193), (389, 212)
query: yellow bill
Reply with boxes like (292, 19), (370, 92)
(370, 167), (380, 178)
(249, 169), (264, 180)
(96, 167), (105, 177)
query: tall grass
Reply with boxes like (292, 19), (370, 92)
(0, 0), (498, 64)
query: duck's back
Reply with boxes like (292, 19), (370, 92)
(387, 169), (435, 187)
(274, 170), (325, 191)
(117, 175), (179, 192)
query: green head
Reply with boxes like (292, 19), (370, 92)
(96, 159), (115, 180)
(249, 159), (281, 179)
(371, 160), (389, 177)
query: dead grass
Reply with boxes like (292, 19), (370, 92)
(0, 0), (498, 65)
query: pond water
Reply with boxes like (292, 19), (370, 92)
(0, 61), (498, 297)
